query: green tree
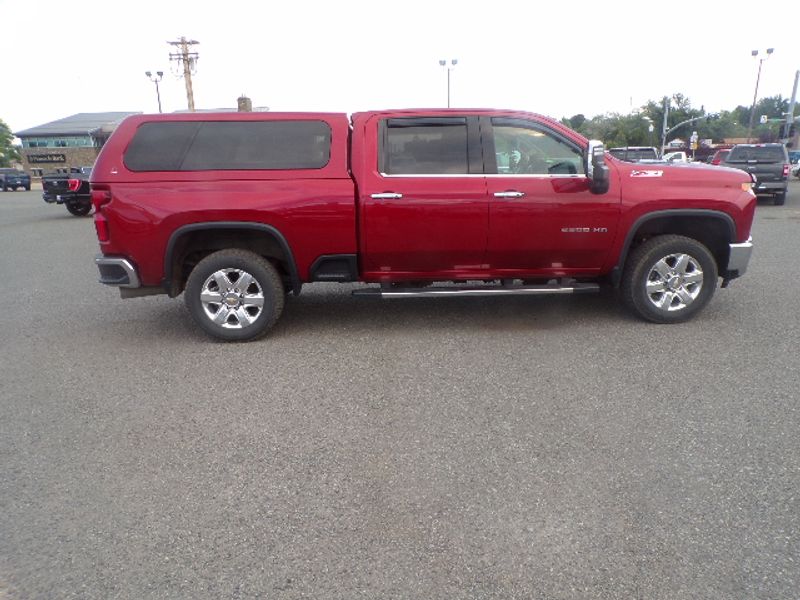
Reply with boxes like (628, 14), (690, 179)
(733, 95), (790, 142)
(564, 93), (791, 148)
(563, 114), (587, 131)
(0, 119), (20, 167)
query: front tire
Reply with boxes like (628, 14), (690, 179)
(185, 249), (285, 342)
(65, 200), (92, 216)
(621, 235), (717, 323)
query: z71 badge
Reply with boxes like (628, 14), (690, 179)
(630, 170), (664, 178)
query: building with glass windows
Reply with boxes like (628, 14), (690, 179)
(15, 112), (140, 176)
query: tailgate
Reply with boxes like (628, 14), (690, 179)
(43, 177), (69, 194)
(735, 162), (784, 182)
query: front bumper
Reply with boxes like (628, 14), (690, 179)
(726, 237), (753, 279)
(95, 255), (140, 288)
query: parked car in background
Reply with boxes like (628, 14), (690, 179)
(0, 167), (31, 191)
(607, 146), (660, 162)
(722, 144), (789, 205)
(663, 151), (690, 163)
(787, 150), (800, 164)
(42, 166), (93, 216)
(711, 149), (731, 165)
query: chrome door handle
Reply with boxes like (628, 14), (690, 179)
(370, 193), (403, 199)
(493, 191), (526, 198)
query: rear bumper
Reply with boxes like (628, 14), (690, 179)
(3, 179), (29, 188)
(43, 192), (85, 204)
(95, 255), (140, 288)
(753, 181), (787, 193)
(726, 237), (753, 279)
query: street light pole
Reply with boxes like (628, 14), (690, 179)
(746, 48), (774, 143)
(438, 59), (457, 107)
(145, 70), (164, 113)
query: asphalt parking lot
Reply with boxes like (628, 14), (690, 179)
(1, 183), (799, 599)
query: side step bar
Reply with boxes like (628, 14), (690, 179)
(352, 282), (600, 299)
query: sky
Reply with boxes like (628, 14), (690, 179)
(2, 0), (799, 136)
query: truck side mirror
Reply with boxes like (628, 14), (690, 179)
(587, 140), (610, 194)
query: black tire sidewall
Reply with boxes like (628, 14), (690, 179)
(65, 201), (91, 216)
(622, 235), (718, 324)
(185, 250), (285, 342)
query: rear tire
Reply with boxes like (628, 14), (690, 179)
(774, 191), (786, 206)
(65, 200), (92, 216)
(621, 235), (717, 323)
(185, 249), (285, 342)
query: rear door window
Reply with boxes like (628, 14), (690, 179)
(379, 117), (476, 175)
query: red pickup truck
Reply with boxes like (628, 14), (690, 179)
(91, 109), (756, 341)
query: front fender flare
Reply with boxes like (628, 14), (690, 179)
(610, 209), (736, 287)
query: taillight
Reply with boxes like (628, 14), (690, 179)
(783, 163), (790, 178)
(68, 178), (81, 192)
(91, 185), (112, 242)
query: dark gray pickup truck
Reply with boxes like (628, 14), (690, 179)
(723, 143), (789, 205)
(0, 168), (31, 191)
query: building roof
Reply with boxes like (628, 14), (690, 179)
(15, 112), (141, 138)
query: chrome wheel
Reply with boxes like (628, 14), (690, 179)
(645, 253), (703, 312)
(199, 268), (265, 329)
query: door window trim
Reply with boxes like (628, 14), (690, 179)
(482, 116), (587, 178)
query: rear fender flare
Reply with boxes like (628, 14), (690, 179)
(163, 222), (301, 295)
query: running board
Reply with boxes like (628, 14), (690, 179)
(352, 282), (600, 299)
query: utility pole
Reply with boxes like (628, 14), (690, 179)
(168, 37), (199, 112)
(784, 70), (799, 140)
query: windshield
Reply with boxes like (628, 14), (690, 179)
(727, 146), (786, 163)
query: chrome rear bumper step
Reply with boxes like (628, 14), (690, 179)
(352, 282), (600, 298)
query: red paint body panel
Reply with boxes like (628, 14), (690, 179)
(93, 112), (355, 286)
(92, 109), (757, 290)
(97, 179), (356, 285)
(485, 175), (621, 275)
